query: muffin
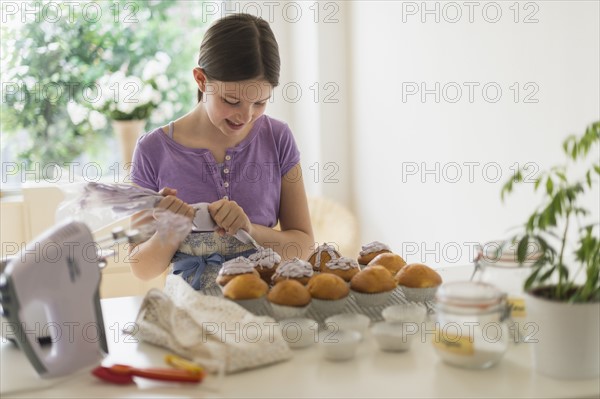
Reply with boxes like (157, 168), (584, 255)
(223, 274), (269, 300)
(308, 243), (341, 272)
(322, 256), (360, 282)
(368, 253), (407, 276)
(350, 265), (397, 307)
(216, 256), (259, 286)
(223, 274), (269, 314)
(357, 241), (392, 265)
(268, 279), (312, 319)
(248, 247), (281, 284)
(271, 258), (314, 285)
(395, 263), (443, 302)
(307, 273), (350, 313)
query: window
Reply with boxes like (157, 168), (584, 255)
(1, 0), (214, 191)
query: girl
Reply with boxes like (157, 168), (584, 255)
(128, 14), (314, 291)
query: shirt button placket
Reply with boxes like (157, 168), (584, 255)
(223, 153), (231, 200)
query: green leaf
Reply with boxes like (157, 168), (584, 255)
(513, 170), (523, 183)
(524, 267), (542, 291)
(539, 265), (556, 282)
(555, 171), (567, 182)
(563, 135), (576, 156)
(526, 213), (538, 232)
(549, 190), (563, 216)
(546, 177), (554, 195)
(548, 210), (557, 227)
(559, 264), (569, 281)
(537, 213), (548, 230)
(500, 180), (512, 201)
(517, 235), (529, 263)
(594, 164), (600, 175)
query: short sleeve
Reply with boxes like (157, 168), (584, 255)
(277, 123), (301, 176)
(131, 134), (159, 192)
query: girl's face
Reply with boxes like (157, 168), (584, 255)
(194, 69), (273, 139)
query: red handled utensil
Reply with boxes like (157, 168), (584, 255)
(92, 364), (204, 385)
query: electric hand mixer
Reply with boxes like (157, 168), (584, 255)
(0, 220), (145, 378)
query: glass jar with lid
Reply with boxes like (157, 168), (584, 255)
(432, 281), (510, 370)
(472, 240), (540, 342)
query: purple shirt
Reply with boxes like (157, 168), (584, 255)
(131, 115), (300, 228)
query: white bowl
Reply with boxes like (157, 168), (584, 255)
(382, 303), (427, 323)
(278, 318), (319, 349)
(319, 329), (361, 361)
(371, 321), (420, 352)
(325, 313), (370, 338)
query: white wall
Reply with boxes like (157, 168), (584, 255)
(348, 1), (600, 265)
(235, 1), (599, 266)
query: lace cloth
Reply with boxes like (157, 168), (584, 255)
(134, 275), (293, 374)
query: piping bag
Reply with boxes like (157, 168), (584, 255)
(57, 182), (259, 248)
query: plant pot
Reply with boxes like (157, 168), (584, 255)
(111, 119), (146, 168)
(525, 289), (600, 379)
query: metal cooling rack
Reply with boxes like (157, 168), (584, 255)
(201, 286), (435, 328)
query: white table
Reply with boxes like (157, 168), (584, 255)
(2, 265), (599, 398)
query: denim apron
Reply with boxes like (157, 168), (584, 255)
(171, 232), (257, 292)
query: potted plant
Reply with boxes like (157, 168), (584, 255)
(90, 57), (172, 167)
(500, 121), (599, 379)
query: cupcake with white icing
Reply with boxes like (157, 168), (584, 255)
(322, 256), (361, 283)
(248, 247), (282, 284)
(216, 256), (259, 287)
(271, 258), (314, 285)
(357, 241), (392, 265)
(308, 242), (341, 272)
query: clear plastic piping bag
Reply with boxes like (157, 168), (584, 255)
(55, 182), (192, 246)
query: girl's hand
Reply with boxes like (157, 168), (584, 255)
(156, 187), (196, 221)
(208, 199), (252, 236)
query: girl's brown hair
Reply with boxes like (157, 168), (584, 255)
(197, 14), (281, 102)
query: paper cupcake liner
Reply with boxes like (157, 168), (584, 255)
(350, 289), (393, 307)
(232, 297), (270, 314)
(400, 286), (439, 302)
(310, 297), (349, 314)
(269, 303), (310, 320)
